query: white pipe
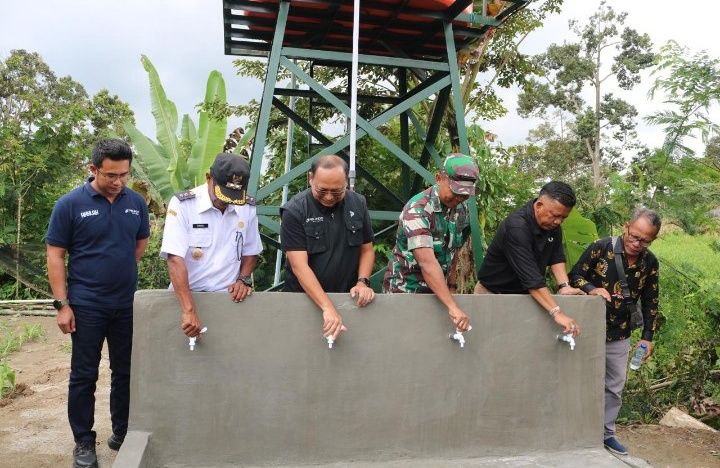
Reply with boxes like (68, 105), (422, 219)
(349, 0), (360, 191)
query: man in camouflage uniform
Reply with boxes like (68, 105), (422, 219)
(383, 154), (478, 331)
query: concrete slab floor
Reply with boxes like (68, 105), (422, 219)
(163, 448), (651, 467)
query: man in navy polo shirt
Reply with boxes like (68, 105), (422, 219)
(47, 139), (150, 468)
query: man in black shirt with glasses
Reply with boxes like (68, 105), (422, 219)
(280, 155), (375, 341)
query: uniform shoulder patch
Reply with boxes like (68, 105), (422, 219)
(175, 190), (196, 202)
(245, 195), (256, 206)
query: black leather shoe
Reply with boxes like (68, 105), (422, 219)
(107, 432), (126, 451)
(73, 441), (98, 468)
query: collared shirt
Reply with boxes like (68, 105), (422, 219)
(280, 189), (374, 293)
(383, 185), (469, 293)
(477, 199), (565, 294)
(46, 178), (150, 308)
(160, 183), (262, 292)
(570, 236), (660, 342)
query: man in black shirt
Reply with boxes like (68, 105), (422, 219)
(474, 181), (584, 337)
(281, 155), (375, 340)
(570, 208), (661, 456)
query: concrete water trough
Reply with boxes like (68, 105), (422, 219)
(113, 291), (629, 467)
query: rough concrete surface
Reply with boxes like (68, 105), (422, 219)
(116, 291), (613, 467)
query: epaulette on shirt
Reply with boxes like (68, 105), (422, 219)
(245, 195), (256, 206)
(175, 190), (196, 202)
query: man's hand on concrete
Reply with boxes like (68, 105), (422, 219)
(322, 307), (345, 338)
(448, 305), (470, 332)
(554, 311), (581, 337)
(589, 287), (612, 302)
(229, 280), (252, 303)
(558, 285), (585, 296)
(350, 282), (375, 307)
(182, 311), (202, 337)
(56, 305), (76, 334)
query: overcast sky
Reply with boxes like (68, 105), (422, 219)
(2, 0), (719, 155)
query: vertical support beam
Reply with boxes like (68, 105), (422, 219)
(444, 20), (485, 270)
(410, 87), (450, 195)
(398, 68), (411, 198)
(248, 0), (290, 196)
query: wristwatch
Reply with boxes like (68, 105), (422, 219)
(357, 277), (370, 286)
(237, 275), (253, 287)
(557, 282), (569, 289)
(52, 299), (69, 310)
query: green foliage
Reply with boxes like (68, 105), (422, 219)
(467, 125), (536, 239)
(0, 320), (47, 358)
(0, 359), (15, 398)
(560, 209), (599, 269)
(647, 41), (720, 158)
(124, 55), (228, 207)
(136, 219), (170, 290)
(620, 233), (720, 425)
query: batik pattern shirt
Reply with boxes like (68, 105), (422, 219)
(570, 237), (660, 341)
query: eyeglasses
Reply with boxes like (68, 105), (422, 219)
(312, 186), (347, 200)
(97, 169), (130, 182)
(625, 229), (653, 247)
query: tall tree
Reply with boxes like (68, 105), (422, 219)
(0, 49), (134, 297)
(646, 41), (720, 159)
(517, 1), (655, 194)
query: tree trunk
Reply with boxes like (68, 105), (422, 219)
(15, 192), (22, 299)
(593, 51), (603, 191)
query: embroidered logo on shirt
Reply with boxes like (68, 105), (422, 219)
(305, 216), (324, 223)
(125, 209), (140, 216)
(80, 209), (99, 218)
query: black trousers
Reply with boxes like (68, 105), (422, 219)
(68, 305), (133, 443)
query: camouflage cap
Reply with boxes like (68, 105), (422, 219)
(442, 153), (478, 196)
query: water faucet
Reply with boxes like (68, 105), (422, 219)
(450, 325), (473, 348)
(557, 332), (575, 351)
(325, 325), (348, 349)
(189, 327), (208, 351)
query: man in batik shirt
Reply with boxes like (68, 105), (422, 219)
(383, 154), (478, 332)
(570, 207), (661, 456)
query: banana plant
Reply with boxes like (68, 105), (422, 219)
(561, 208), (599, 269)
(124, 55), (228, 207)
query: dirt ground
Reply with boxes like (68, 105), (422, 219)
(0, 316), (718, 468)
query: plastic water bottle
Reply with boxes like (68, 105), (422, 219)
(629, 343), (647, 370)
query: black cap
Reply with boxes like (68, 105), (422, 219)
(209, 153), (250, 205)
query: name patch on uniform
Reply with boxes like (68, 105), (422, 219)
(80, 209), (99, 218)
(305, 216), (324, 223)
(192, 223), (209, 228)
(125, 209), (140, 216)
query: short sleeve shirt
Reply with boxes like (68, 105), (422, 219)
(160, 184), (263, 292)
(280, 189), (374, 293)
(46, 179), (151, 308)
(477, 200), (566, 293)
(383, 185), (469, 293)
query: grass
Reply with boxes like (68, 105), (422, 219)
(653, 233), (720, 277)
(0, 319), (47, 398)
(0, 320), (47, 359)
